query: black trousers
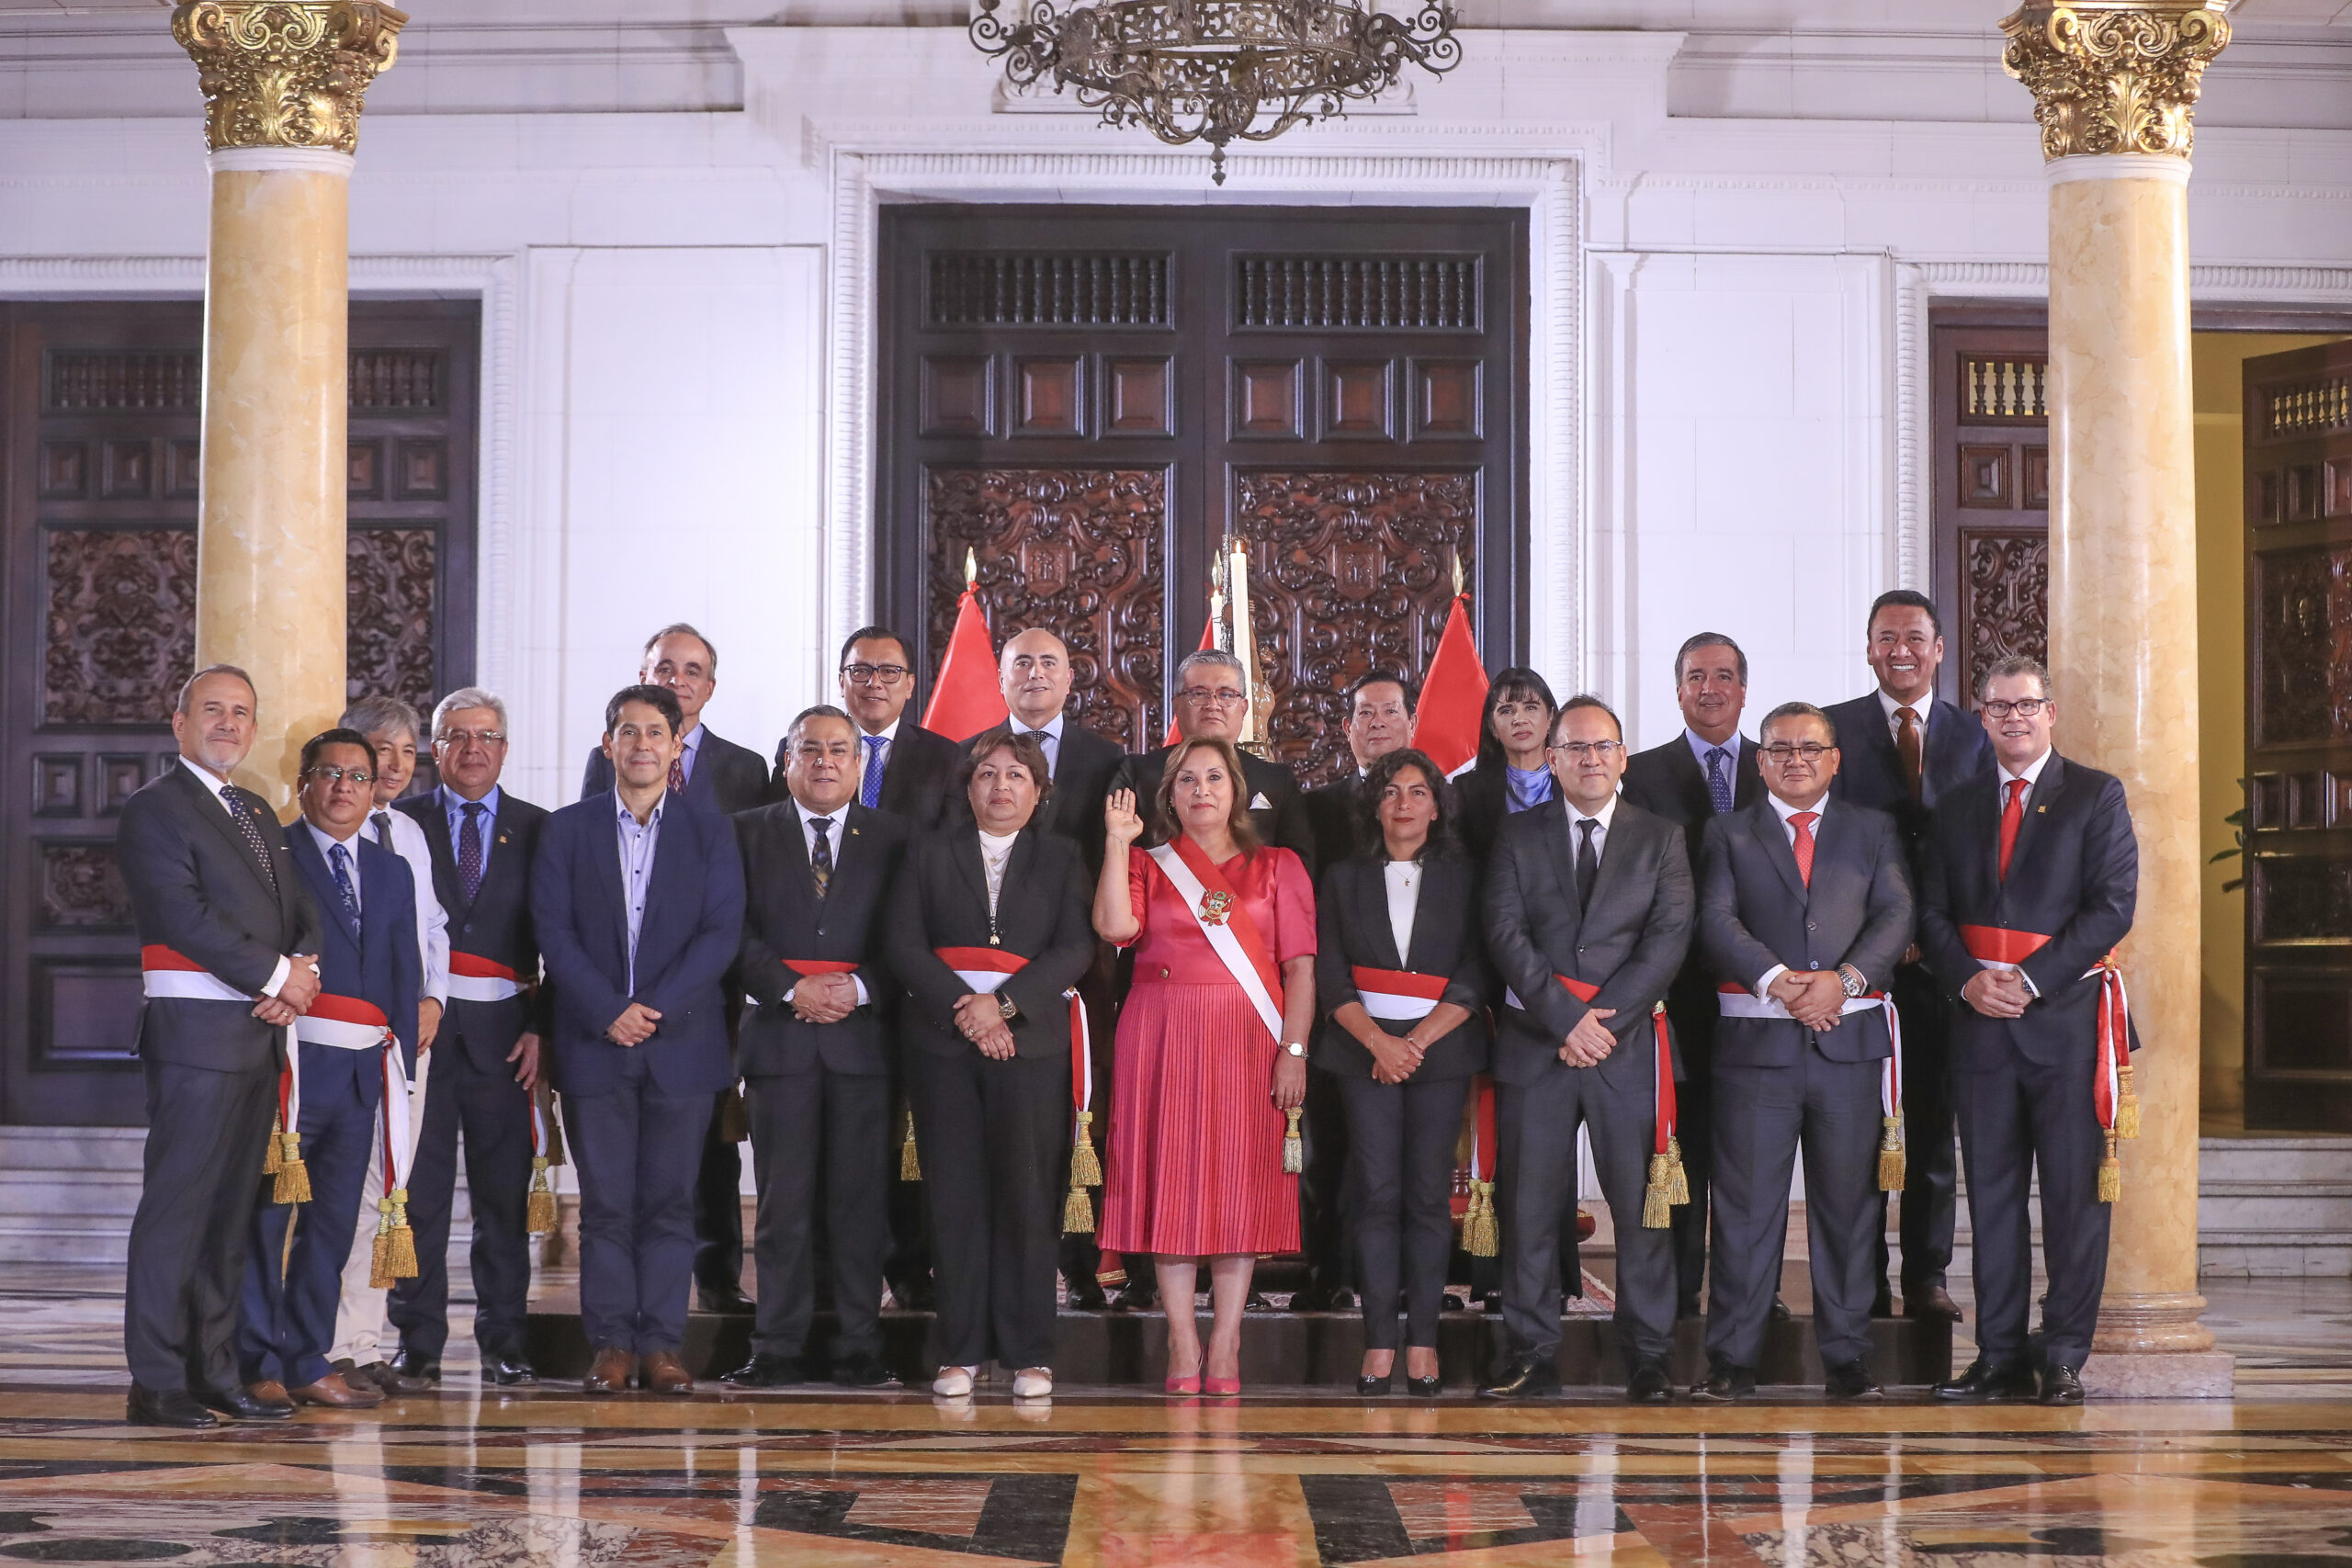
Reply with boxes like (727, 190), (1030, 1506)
(885, 1072), (933, 1300)
(1704, 1051), (1883, 1372)
(1879, 960), (1959, 1294)
(745, 1066), (892, 1360)
(1663, 991), (1717, 1313)
(1338, 1071), (1469, 1349)
(692, 1093), (745, 1298)
(1297, 1061), (1353, 1296)
(1957, 1038), (2111, 1374)
(389, 1045), (535, 1361)
(123, 1055), (277, 1396)
(566, 1052), (714, 1355)
(910, 1047), (1069, 1371)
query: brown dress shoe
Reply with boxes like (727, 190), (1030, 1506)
(583, 1346), (637, 1393)
(245, 1380), (291, 1405)
(641, 1350), (695, 1395)
(288, 1371), (385, 1409)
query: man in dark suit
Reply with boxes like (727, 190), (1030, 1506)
(117, 666), (324, 1428)
(1112, 649), (1317, 874)
(1303, 670), (1415, 872)
(389, 687), (548, 1388)
(1922, 657), (2136, 1408)
(243, 728), (423, 1411)
(1621, 632), (1764, 1318)
(1692, 703), (1914, 1403)
(536, 685), (748, 1395)
(1823, 590), (1994, 1322)
(1479, 696), (1694, 1404)
(723, 705), (911, 1391)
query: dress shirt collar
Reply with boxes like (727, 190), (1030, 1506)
(1565, 793), (1619, 833)
(305, 816), (363, 852)
(440, 784), (502, 824)
(1768, 791), (1827, 829)
(1683, 729), (1744, 771)
(1878, 688), (1931, 731)
(1012, 712), (1064, 743)
(860, 717), (902, 744)
(177, 755), (232, 800)
(792, 795), (846, 831)
(616, 790), (666, 829)
(1999, 748), (2053, 791)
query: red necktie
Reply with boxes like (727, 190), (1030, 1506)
(668, 754), (686, 795)
(1790, 810), (1818, 888)
(1997, 778), (2027, 880)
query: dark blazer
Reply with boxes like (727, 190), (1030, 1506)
(1622, 734), (1763, 857)
(789, 720), (959, 829)
(1698, 799), (1915, 1067)
(888, 826), (1096, 1061)
(1822, 693), (1993, 867)
(1483, 795), (1694, 1090)
(1314, 851), (1489, 1080)
(1917, 752), (2138, 1069)
(1304, 773), (1366, 874)
(1456, 761), (1554, 867)
(951, 720), (1125, 874)
(283, 821), (424, 1075)
(531, 792), (748, 1098)
(1114, 744), (1318, 877)
(116, 763), (323, 1074)
(734, 799), (910, 1078)
(395, 789), (549, 1077)
(581, 724), (769, 816)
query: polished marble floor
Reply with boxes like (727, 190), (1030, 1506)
(3, 1269), (2348, 1566)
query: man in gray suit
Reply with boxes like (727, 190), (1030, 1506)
(1692, 702), (1914, 1402)
(117, 665), (324, 1428)
(1479, 695), (1694, 1404)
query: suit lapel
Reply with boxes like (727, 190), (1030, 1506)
(1402, 858), (1453, 973)
(1000, 829), (1044, 942)
(1537, 797), (1584, 934)
(954, 829), (991, 919)
(171, 765), (280, 902)
(1732, 739), (1764, 809)
(1747, 804), (1808, 904)
(2007, 751), (2064, 878)
(1355, 861), (1404, 971)
(289, 826), (360, 950)
(1579, 804), (1635, 923)
(597, 799), (633, 964)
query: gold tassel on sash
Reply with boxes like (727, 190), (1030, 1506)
(1878, 1113), (1907, 1193)
(527, 1156), (558, 1235)
(2115, 1062), (2141, 1141)
(2098, 1130), (2122, 1203)
(370, 1189), (420, 1287)
(1462, 1180), (1498, 1258)
(272, 1132), (311, 1206)
(262, 1110), (284, 1177)
(899, 1108), (922, 1181)
(1641, 1151), (1673, 1230)
(1664, 1135), (1690, 1207)
(1282, 1107), (1304, 1174)
(1069, 1109), (1102, 1188)
(1062, 1178), (1095, 1235)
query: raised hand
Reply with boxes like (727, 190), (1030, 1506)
(1104, 788), (1145, 848)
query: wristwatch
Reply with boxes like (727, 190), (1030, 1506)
(1283, 1041), (1306, 1058)
(997, 994), (1019, 1021)
(1838, 965), (1866, 998)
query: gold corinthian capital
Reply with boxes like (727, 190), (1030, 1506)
(169, 1), (408, 155)
(1999, 1), (2231, 160)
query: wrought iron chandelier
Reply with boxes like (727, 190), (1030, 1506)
(969, 0), (1463, 185)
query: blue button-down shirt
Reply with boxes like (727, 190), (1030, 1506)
(439, 784), (503, 870)
(615, 792), (664, 993)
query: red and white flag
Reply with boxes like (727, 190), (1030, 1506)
(1411, 594), (1487, 777)
(922, 586), (1010, 741)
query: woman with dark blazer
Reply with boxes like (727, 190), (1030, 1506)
(1455, 667), (1561, 868)
(889, 728), (1096, 1402)
(1314, 748), (1489, 1397)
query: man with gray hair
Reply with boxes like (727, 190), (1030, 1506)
(1111, 648), (1316, 873)
(322, 694), (451, 1393)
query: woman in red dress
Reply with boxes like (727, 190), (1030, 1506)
(1093, 735), (1316, 1395)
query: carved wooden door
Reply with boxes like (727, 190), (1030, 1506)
(876, 207), (1527, 783)
(0, 299), (478, 1126)
(1930, 312), (2052, 707)
(2242, 341), (2352, 1129)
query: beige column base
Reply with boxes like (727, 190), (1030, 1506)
(2084, 1289), (2231, 1398)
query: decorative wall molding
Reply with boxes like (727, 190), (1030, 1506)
(1894, 261), (1931, 592)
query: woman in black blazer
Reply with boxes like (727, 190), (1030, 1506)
(888, 728), (1096, 1401)
(1313, 748), (1489, 1397)
(1454, 666), (1561, 867)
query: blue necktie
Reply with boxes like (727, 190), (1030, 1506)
(859, 735), (888, 810)
(1705, 747), (1734, 815)
(328, 841), (361, 930)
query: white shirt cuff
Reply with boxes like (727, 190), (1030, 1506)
(261, 955), (291, 998)
(851, 975), (870, 1008)
(2017, 967), (2041, 999)
(1755, 963), (1788, 1000)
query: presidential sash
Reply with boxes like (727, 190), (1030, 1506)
(1350, 965), (1447, 1022)
(1144, 839), (1283, 1042)
(447, 951), (523, 1003)
(1962, 924), (2137, 1200)
(1717, 980), (1907, 1190)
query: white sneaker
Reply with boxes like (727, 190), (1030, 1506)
(1012, 1367), (1053, 1399)
(932, 1365), (978, 1398)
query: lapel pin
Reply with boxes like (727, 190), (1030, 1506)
(2037, 805), (2047, 814)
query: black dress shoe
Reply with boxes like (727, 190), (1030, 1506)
(1407, 1374), (1442, 1399)
(360, 1359), (435, 1395)
(128, 1386), (218, 1429)
(1870, 1286), (1895, 1318)
(2039, 1363), (2086, 1406)
(722, 1354), (805, 1390)
(1442, 1293), (1469, 1314)
(1825, 1360), (1883, 1401)
(1479, 1356), (1561, 1400)
(1770, 1295), (1795, 1322)
(1356, 1371), (1394, 1396)
(1688, 1360), (1755, 1404)
(697, 1284), (757, 1315)
(1067, 1278), (1110, 1312)
(387, 1349), (441, 1384)
(483, 1354), (538, 1388)
(832, 1352), (900, 1389)
(1904, 1285), (1964, 1323)
(1109, 1281), (1156, 1313)
(1626, 1359), (1676, 1404)
(887, 1278), (936, 1313)
(1288, 1284), (1330, 1314)
(1934, 1358), (2039, 1403)
(198, 1384), (294, 1421)
(1327, 1288), (1359, 1312)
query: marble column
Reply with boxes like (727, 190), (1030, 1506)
(2000, 0), (2233, 1396)
(170, 1), (405, 804)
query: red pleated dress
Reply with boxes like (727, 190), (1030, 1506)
(1096, 843), (1315, 1258)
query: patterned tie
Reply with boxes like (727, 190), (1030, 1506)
(1790, 810), (1819, 888)
(1998, 778), (2028, 881)
(808, 816), (834, 898)
(328, 841), (361, 927)
(859, 736), (888, 810)
(372, 810), (393, 851)
(458, 802), (485, 905)
(1573, 817), (1600, 916)
(1704, 747), (1734, 815)
(225, 786), (278, 891)
(1026, 728), (1056, 776)
(1895, 706), (1925, 805)
(668, 751), (687, 795)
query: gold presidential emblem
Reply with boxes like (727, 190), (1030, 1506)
(1199, 890), (1235, 927)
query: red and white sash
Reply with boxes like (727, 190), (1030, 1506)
(1962, 925), (2133, 1134)
(140, 944), (254, 1004)
(1717, 979), (1905, 1129)
(1146, 839), (1283, 1042)
(1510, 969), (1679, 1157)
(1350, 965), (1447, 1023)
(447, 952), (522, 1003)
(932, 947), (1090, 1095)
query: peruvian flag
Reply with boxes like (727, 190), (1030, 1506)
(1162, 617), (1218, 747)
(922, 586), (1010, 740)
(1411, 594), (1487, 778)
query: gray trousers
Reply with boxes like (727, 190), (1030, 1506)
(1496, 1066), (1677, 1363)
(1703, 1050), (1883, 1373)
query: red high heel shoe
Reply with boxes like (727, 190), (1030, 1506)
(1165, 1369), (1202, 1394)
(1204, 1375), (1240, 1396)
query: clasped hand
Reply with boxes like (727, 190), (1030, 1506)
(252, 954), (321, 1028)
(1369, 1031), (1428, 1086)
(1770, 969), (1848, 1032)
(606, 1000), (662, 1046)
(956, 992), (1016, 1060)
(1962, 967), (2032, 1019)
(789, 972), (858, 1024)
(1558, 1007), (1616, 1067)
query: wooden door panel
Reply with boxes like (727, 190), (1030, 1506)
(1931, 314), (2052, 708)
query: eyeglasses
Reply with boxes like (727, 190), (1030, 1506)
(1179, 687), (1248, 706)
(842, 663), (909, 686)
(1548, 740), (1623, 761)
(437, 728), (506, 749)
(1759, 743), (1833, 762)
(1981, 698), (2050, 719)
(304, 765), (375, 786)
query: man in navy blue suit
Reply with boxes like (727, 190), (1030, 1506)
(241, 728), (422, 1411)
(536, 684), (747, 1395)
(1822, 590), (1992, 1321)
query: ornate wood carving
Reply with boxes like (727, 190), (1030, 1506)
(346, 526), (437, 711)
(1236, 255), (1482, 332)
(1959, 529), (2050, 708)
(42, 529), (198, 727)
(39, 843), (131, 930)
(2254, 544), (2352, 748)
(2254, 856), (2352, 946)
(925, 468), (1165, 750)
(1232, 469), (1477, 787)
